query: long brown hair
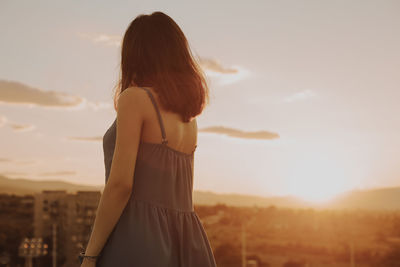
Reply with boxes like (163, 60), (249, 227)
(112, 11), (209, 123)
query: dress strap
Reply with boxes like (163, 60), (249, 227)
(140, 87), (168, 145)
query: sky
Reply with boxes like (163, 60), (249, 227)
(0, 0), (399, 202)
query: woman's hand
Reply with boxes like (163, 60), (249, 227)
(80, 258), (97, 267)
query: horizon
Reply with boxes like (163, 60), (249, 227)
(1, 173), (399, 200)
(1, 0), (400, 204)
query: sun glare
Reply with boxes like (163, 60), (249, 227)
(285, 150), (352, 203)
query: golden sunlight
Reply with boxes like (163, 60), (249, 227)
(286, 149), (352, 203)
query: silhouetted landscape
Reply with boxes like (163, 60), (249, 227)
(2, 174), (400, 211)
(1, 175), (400, 266)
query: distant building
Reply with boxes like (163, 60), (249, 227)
(202, 210), (225, 225)
(0, 193), (34, 266)
(33, 190), (101, 267)
(0, 193), (34, 212)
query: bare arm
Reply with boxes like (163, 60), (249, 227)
(82, 88), (145, 262)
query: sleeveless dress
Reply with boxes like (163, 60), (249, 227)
(96, 87), (217, 267)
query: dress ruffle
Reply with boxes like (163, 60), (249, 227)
(96, 199), (216, 267)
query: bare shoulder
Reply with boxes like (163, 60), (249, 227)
(117, 87), (147, 108)
(119, 86), (147, 100)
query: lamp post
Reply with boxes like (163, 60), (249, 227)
(52, 223), (57, 267)
(241, 206), (259, 267)
(18, 237), (48, 267)
(241, 222), (247, 267)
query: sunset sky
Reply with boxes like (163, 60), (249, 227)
(1, 0), (399, 202)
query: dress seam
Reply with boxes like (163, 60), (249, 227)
(132, 198), (195, 213)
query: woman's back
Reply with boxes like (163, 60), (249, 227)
(98, 86), (217, 267)
(139, 86), (198, 156)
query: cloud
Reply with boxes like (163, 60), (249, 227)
(199, 126), (279, 140)
(39, 171), (77, 176)
(198, 57), (250, 85)
(66, 136), (103, 142)
(198, 58), (239, 74)
(198, 57), (250, 86)
(1, 171), (29, 176)
(77, 32), (122, 47)
(0, 80), (112, 111)
(0, 115), (7, 127)
(0, 158), (39, 164)
(8, 123), (36, 132)
(0, 80), (84, 108)
(0, 114), (36, 132)
(283, 89), (315, 103)
(85, 101), (113, 111)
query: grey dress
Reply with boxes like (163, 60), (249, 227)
(96, 87), (217, 267)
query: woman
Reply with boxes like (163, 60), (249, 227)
(79, 11), (217, 267)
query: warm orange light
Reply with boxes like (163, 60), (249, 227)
(286, 149), (353, 203)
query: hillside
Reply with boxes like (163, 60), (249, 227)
(1, 174), (400, 210)
(0, 174), (104, 195)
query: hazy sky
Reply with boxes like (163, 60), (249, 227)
(1, 0), (399, 202)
